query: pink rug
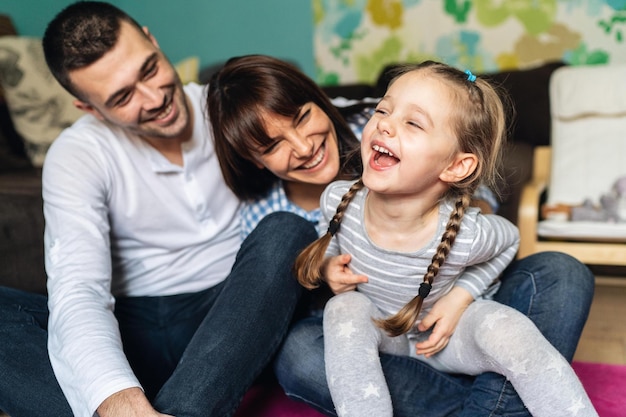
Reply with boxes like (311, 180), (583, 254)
(573, 361), (626, 417)
(234, 383), (324, 417)
(234, 361), (626, 417)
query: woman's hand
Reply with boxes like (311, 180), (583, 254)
(322, 254), (368, 294)
(414, 286), (473, 358)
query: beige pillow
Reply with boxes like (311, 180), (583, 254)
(547, 64), (626, 206)
(174, 56), (200, 85)
(0, 36), (83, 167)
(0, 37), (200, 167)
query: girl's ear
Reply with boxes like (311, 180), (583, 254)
(439, 153), (478, 183)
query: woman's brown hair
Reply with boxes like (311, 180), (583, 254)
(294, 61), (510, 336)
(207, 54), (362, 200)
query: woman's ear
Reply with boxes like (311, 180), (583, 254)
(439, 153), (478, 183)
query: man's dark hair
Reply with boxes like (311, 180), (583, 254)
(42, 1), (144, 98)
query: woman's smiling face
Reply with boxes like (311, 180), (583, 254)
(252, 102), (341, 187)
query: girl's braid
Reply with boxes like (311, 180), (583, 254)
(375, 192), (472, 336)
(294, 179), (365, 289)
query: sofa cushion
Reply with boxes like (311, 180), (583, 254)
(548, 64), (626, 207)
(0, 36), (83, 167)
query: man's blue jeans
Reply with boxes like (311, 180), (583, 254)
(0, 212), (317, 417)
(274, 251), (595, 417)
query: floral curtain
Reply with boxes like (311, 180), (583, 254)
(313, 0), (626, 85)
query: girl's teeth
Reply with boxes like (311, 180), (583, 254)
(372, 144), (394, 157)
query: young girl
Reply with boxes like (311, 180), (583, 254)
(294, 61), (597, 417)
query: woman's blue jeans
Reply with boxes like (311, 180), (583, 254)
(274, 251), (595, 417)
(0, 212), (317, 417)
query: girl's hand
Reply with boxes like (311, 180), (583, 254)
(414, 287), (473, 357)
(322, 254), (368, 294)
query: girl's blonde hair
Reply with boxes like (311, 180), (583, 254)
(294, 61), (510, 336)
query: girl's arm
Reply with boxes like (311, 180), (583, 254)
(454, 214), (520, 299)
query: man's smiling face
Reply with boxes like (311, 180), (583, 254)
(68, 21), (190, 143)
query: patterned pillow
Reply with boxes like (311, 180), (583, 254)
(0, 36), (201, 167)
(0, 36), (83, 167)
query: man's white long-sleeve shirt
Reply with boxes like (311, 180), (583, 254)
(42, 83), (241, 417)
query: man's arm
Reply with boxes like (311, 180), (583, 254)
(43, 132), (142, 416)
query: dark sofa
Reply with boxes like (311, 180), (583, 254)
(0, 11), (574, 417)
(0, 45), (564, 417)
(0, 103), (45, 295)
(0, 56), (564, 295)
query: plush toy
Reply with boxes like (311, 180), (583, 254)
(602, 176), (626, 222)
(570, 176), (626, 223)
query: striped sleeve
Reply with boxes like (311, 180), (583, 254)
(454, 213), (520, 299)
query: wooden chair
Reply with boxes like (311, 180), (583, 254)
(517, 64), (626, 267)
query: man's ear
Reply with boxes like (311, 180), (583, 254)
(439, 153), (478, 184)
(73, 99), (105, 121)
(143, 26), (159, 48)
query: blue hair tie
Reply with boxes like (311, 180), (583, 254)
(464, 69), (476, 83)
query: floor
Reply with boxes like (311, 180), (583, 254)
(573, 276), (626, 365)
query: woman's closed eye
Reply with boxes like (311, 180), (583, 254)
(296, 108), (312, 125)
(261, 140), (281, 155)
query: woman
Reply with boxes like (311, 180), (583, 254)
(207, 54), (594, 417)
(207, 55), (362, 239)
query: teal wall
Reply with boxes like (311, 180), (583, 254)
(0, 0), (316, 78)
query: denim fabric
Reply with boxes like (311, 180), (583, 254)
(154, 212), (317, 416)
(0, 211), (317, 417)
(274, 251), (595, 417)
(0, 288), (72, 417)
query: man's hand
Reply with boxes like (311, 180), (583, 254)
(414, 287), (473, 358)
(322, 254), (368, 294)
(96, 387), (174, 417)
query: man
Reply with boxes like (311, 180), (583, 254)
(0, 2), (316, 416)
